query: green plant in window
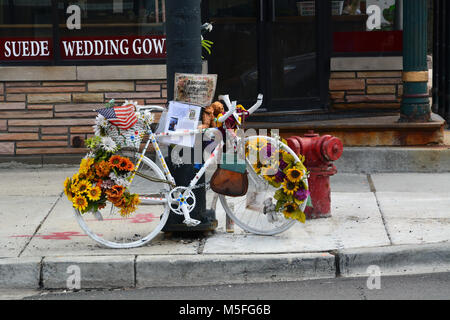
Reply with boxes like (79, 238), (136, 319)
(383, 5), (395, 24)
(201, 22), (214, 60)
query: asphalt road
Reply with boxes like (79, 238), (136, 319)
(24, 272), (450, 300)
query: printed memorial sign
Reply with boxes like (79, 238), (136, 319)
(174, 73), (218, 107)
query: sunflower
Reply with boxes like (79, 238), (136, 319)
(282, 179), (299, 196)
(286, 167), (304, 183)
(283, 202), (299, 218)
(282, 202), (306, 223)
(63, 177), (71, 194)
(71, 173), (80, 186)
(76, 180), (92, 194)
(64, 177), (73, 200)
(79, 157), (94, 176)
(108, 155), (123, 168)
(73, 194), (88, 212)
(86, 185), (102, 201)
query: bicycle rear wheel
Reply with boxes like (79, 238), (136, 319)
(74, 151), (171, 248)
(219, 136), (307, 235)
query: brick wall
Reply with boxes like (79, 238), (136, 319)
(0, 79), (167, 161)
(329, 71), (403, 111)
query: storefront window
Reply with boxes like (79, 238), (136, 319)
(0, 0), (53, 61)
(330, 0), (403, 54)
(0, 0), (166, 63)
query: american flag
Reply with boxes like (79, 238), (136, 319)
(96, 104), (138, 130)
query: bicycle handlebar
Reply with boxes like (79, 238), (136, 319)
(217, 93), (263, 123)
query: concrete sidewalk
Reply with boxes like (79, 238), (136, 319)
(0, 167), (449, 289)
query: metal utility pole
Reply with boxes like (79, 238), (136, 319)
(163, 0), (217, 232)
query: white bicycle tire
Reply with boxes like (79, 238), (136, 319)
(74, 155), (170, 249)
(219, 136), (307, 235)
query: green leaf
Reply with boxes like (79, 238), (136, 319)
(274, 189), (285, 201)
(275, 200), (283, 212)
(306, 195), (313, 208)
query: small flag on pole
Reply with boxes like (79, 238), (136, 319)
(96, 104), (138, 130)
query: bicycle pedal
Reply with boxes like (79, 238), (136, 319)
(183, 218), (201, 227)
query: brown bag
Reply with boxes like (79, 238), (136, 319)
(210, 167), (248, 197)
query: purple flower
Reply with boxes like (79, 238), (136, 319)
(275, 171), (286, 183)
(294, 189), (310, 201)
(259, 143), (276, 161)
(279, 158), (288, 170)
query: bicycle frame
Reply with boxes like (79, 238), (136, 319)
(131, 94), (263, 226)
(133, 126), (223, 201)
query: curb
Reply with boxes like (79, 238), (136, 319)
(338, 242), (450, 277)
(1, 243), (449, 289)
(336, 147), (450, 173)
(136, 253), (335, 287)
(0, 257), (41, 289)
(0, 253), (336, 290)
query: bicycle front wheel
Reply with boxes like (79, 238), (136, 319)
(219, 136), (307, 235)
(74, 151), (171, 248)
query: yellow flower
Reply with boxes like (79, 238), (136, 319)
(282, 179), (299, 196)
(282, 202), (306, 223)
(64, 177), (74, 200)
(71, 173), (80, 185)
(86, 186), (101, 201)
(70, 180), (80, 193)
(73, 194), (88, 212)
(286, 167), (304, 183)
(79, 158), (94, 176)
(281, 151), (295, 167)
(248, 138), (267, 152)
(76, 180), (92, 194)
(64, 177), (71, 193)
(252, 161), (264, 175)
(283, 202), (298, 217)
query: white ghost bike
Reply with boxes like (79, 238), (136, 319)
(74, 94), (308, 248)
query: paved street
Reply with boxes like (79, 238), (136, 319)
(20, 272), (450, 300)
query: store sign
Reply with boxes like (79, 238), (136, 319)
(0, 38), (53, 61)
(0, 36), (166, 61)
(60, 35), (166, 60)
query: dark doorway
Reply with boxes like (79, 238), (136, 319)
(202, 0), (331, 112)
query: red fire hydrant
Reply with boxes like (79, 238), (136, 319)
(287, 131), (343, 219)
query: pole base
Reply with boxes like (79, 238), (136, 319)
(162, 209), (218, 233)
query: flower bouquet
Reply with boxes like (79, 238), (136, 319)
(246, 137), (310, 223)
(63, 100), (148, 217)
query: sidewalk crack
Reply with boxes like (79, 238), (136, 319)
(17, 192), (63, 258)
(367, 174), (393, 245)
(197, 238), (207, 254)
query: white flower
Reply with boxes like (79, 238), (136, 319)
(109, 172), (131, 188)
(93, 124), (102, 137)
(101, 136), (117, 152)
(83, 152), (95, 159)
(93, 114), (109, 137)
(95, 114), (109, 128)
